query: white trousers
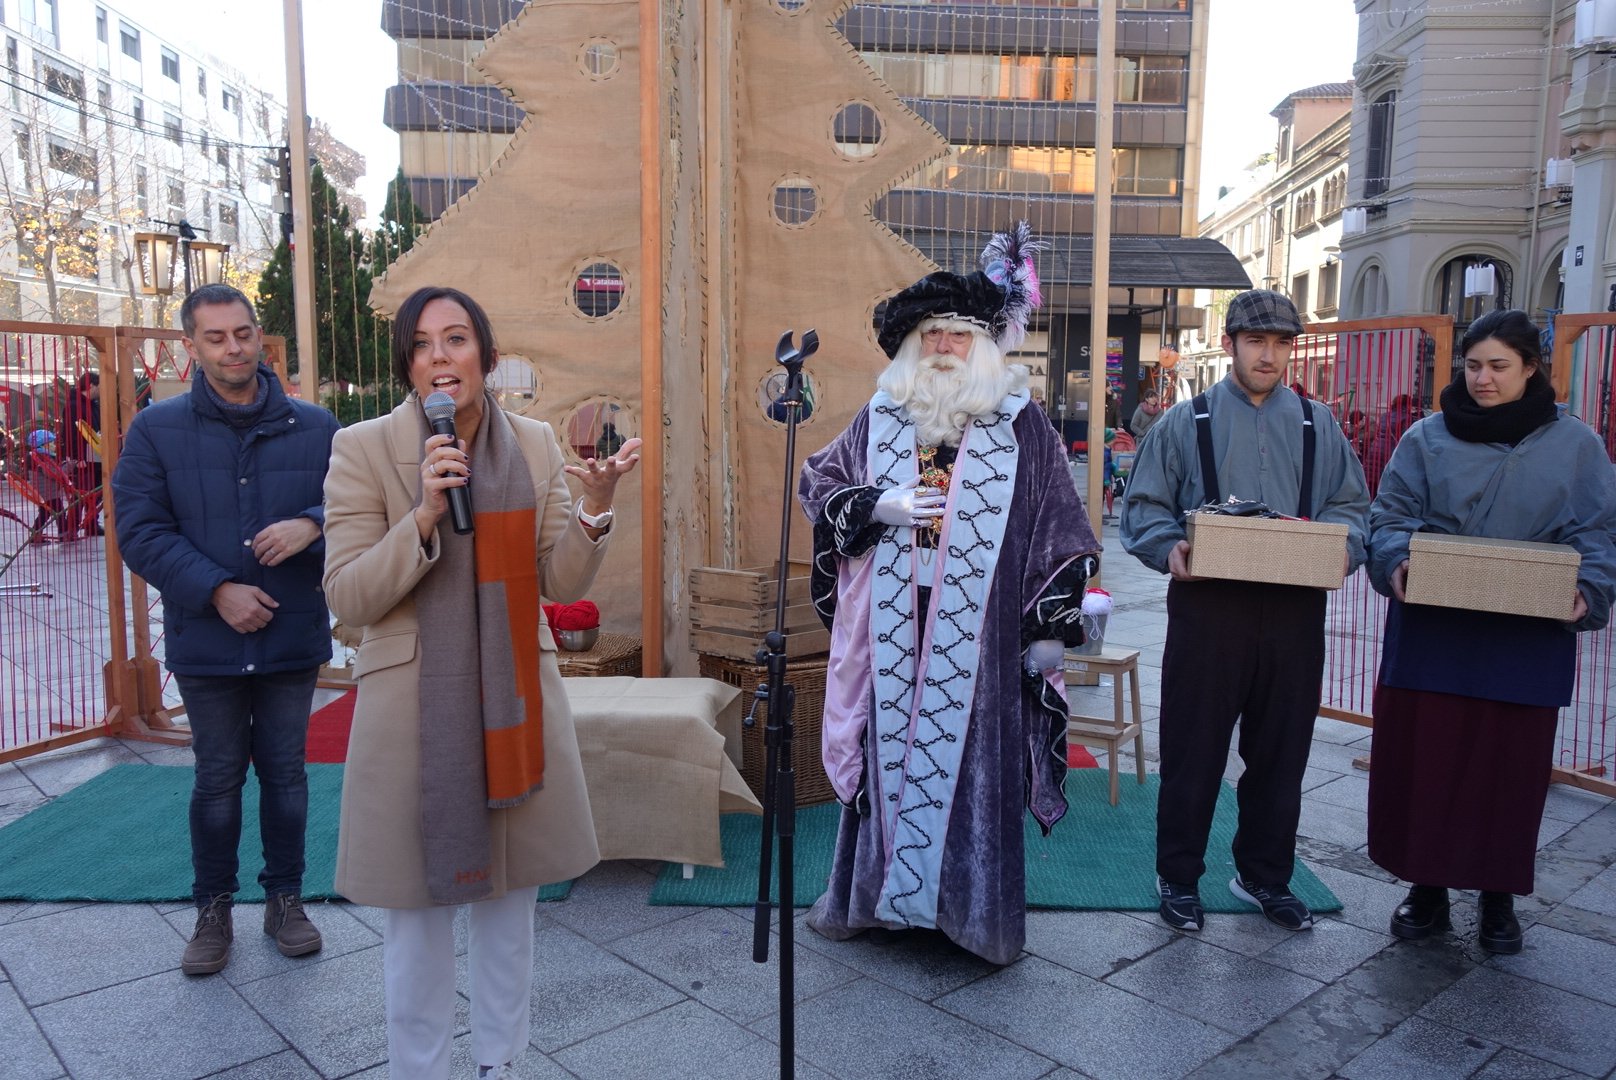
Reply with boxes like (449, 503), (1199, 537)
(383, 886), (539, 1080)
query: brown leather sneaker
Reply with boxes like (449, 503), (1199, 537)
(264, 893), (323, 957)
(182, 894), (234, 976)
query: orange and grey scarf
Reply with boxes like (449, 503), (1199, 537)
(413, 393), (544, 904)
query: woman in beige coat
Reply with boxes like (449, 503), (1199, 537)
(323, 286), (640, 1080)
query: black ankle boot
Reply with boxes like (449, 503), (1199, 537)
(1389, 884), (1450, 940)
(1478, 891), (1522, 955)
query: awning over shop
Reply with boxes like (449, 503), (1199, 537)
(906, 232), (1252, 291)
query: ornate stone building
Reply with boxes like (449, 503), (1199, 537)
(1341, 0), (1616, 323)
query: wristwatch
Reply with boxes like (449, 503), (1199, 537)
(578, 505), (614, 529)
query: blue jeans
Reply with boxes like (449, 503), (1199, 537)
(175, 668), (319, 905)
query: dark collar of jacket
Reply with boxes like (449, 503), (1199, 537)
(187, 362), (292, 428)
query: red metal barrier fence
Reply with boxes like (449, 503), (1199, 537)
(0, 320), (287, 764)
(1279, 313), (1615, 797)
(1551, 313), (1616, 795)
(0, 322), (114, 762)
(5, 312), (1615, 799)
(1289, 316), (1450, 732)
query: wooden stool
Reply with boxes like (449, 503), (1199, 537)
(1063, 644), (1146, 806)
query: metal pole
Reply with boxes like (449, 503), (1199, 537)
(1087, 0), (1115, 542)
(282, 0), (319, 402)
(639, 0), (665, 675)
(1523, 4), (1555, 316)
(703, 0), (732, 568)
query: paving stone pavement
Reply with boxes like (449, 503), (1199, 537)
(2, 517), (1615, 1078)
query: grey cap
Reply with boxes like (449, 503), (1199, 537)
(1225, 289), (1303, 337)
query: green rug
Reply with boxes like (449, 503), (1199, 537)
(0, 764), (572, 903)
(650, 771), (1342, 913)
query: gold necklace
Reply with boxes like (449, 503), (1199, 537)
(917, 445), (951, 535)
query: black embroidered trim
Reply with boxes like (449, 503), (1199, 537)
(1032, 673), (1070, 837)
(810, 485), (885, 630)
(1021, 553), (1099, 652)
(872, 403), (913, 488)
(882, 407), (1007, 925)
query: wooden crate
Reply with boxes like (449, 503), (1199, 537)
(690, 598), (821, 634)
(554, 632), (642, 678)
(1406, 534), (1580, 620)
(1186, 513), (1349, 590)
(689, 561), (828, 660)
(689, 561), (812, 607)
(689, 624), (830, 662)
(696, 653), (836, 806)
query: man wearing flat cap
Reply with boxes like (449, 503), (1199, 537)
(798, 225), (1100, 965)
(1121, 288), (1369, 933)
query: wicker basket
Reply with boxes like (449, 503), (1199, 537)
(554, 632), (642, 678)
(697, 653), (836, 806)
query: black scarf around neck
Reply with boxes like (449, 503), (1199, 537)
(1439, 368), (1556, 446)
(198, 364), (271, 431)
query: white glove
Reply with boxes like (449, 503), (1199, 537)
(872, 477), (946, 529)
(1025, 638), (1066, 675)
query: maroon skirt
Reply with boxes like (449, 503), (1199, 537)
(1367, 684), (1558, 895)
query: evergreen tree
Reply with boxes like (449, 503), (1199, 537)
(373, 168), (428, 266)
(342, 170), (431, 422)
(258, 163), (380, 396)
(259, 165), (433, 424)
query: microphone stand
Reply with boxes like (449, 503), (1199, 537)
(747, 328), (817, 1080)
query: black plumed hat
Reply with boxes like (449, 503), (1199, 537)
(877, 222), (1045, 359)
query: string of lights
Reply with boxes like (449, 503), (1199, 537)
(0, 0), (1552, 261)
(0, 67), (283, 156)
(383, 0), (1555, 37)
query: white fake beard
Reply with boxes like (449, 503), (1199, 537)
(880, 333), (1027, 447)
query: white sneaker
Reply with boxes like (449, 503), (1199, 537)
(477, 1065), (517, 1080)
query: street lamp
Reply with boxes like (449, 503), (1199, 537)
(136, 219), (230, 297)
(132, 231), (178, 295)
(186, 242), (229, 292)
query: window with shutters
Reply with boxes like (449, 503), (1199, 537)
(1365, 91), (1396, 198)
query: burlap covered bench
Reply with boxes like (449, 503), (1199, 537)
(562, 676), (762, 875)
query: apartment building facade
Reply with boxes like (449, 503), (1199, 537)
(839, 0), (1244, 441)
(0, 0), (288, 330)
(381, 0), (523, 221)
(1181, 83), (1352, 391)
(1339, 0), (1616, 325)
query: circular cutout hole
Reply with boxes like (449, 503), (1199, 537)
(772, 0), (808, 12)
(834, 102), (883, 160)
(757, 369), (818, 426)
(571, 261), (625, 318)
(579, 39), (619, 79)
(772, 177), (819, 227)
(563, 397), (636, 465)
(490, 354), (540, 415)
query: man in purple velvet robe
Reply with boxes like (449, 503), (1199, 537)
(798, 226), (1101, 964)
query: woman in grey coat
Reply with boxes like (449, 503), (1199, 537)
(1365, 309), (1616, 954)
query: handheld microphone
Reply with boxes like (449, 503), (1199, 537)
(423, 391), (474, 535)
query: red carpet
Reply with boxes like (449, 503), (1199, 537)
(306, 690), (354, 764)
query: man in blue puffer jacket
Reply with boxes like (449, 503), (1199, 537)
(113, 284), (340, 977)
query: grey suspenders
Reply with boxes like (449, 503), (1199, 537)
(1190, 392), (1318, 519)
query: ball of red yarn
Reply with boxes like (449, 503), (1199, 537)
(543, 601), (601, 644)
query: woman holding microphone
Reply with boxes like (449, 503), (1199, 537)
(1366, 308), (1616, 955)
(322, 285), (639, 1079)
